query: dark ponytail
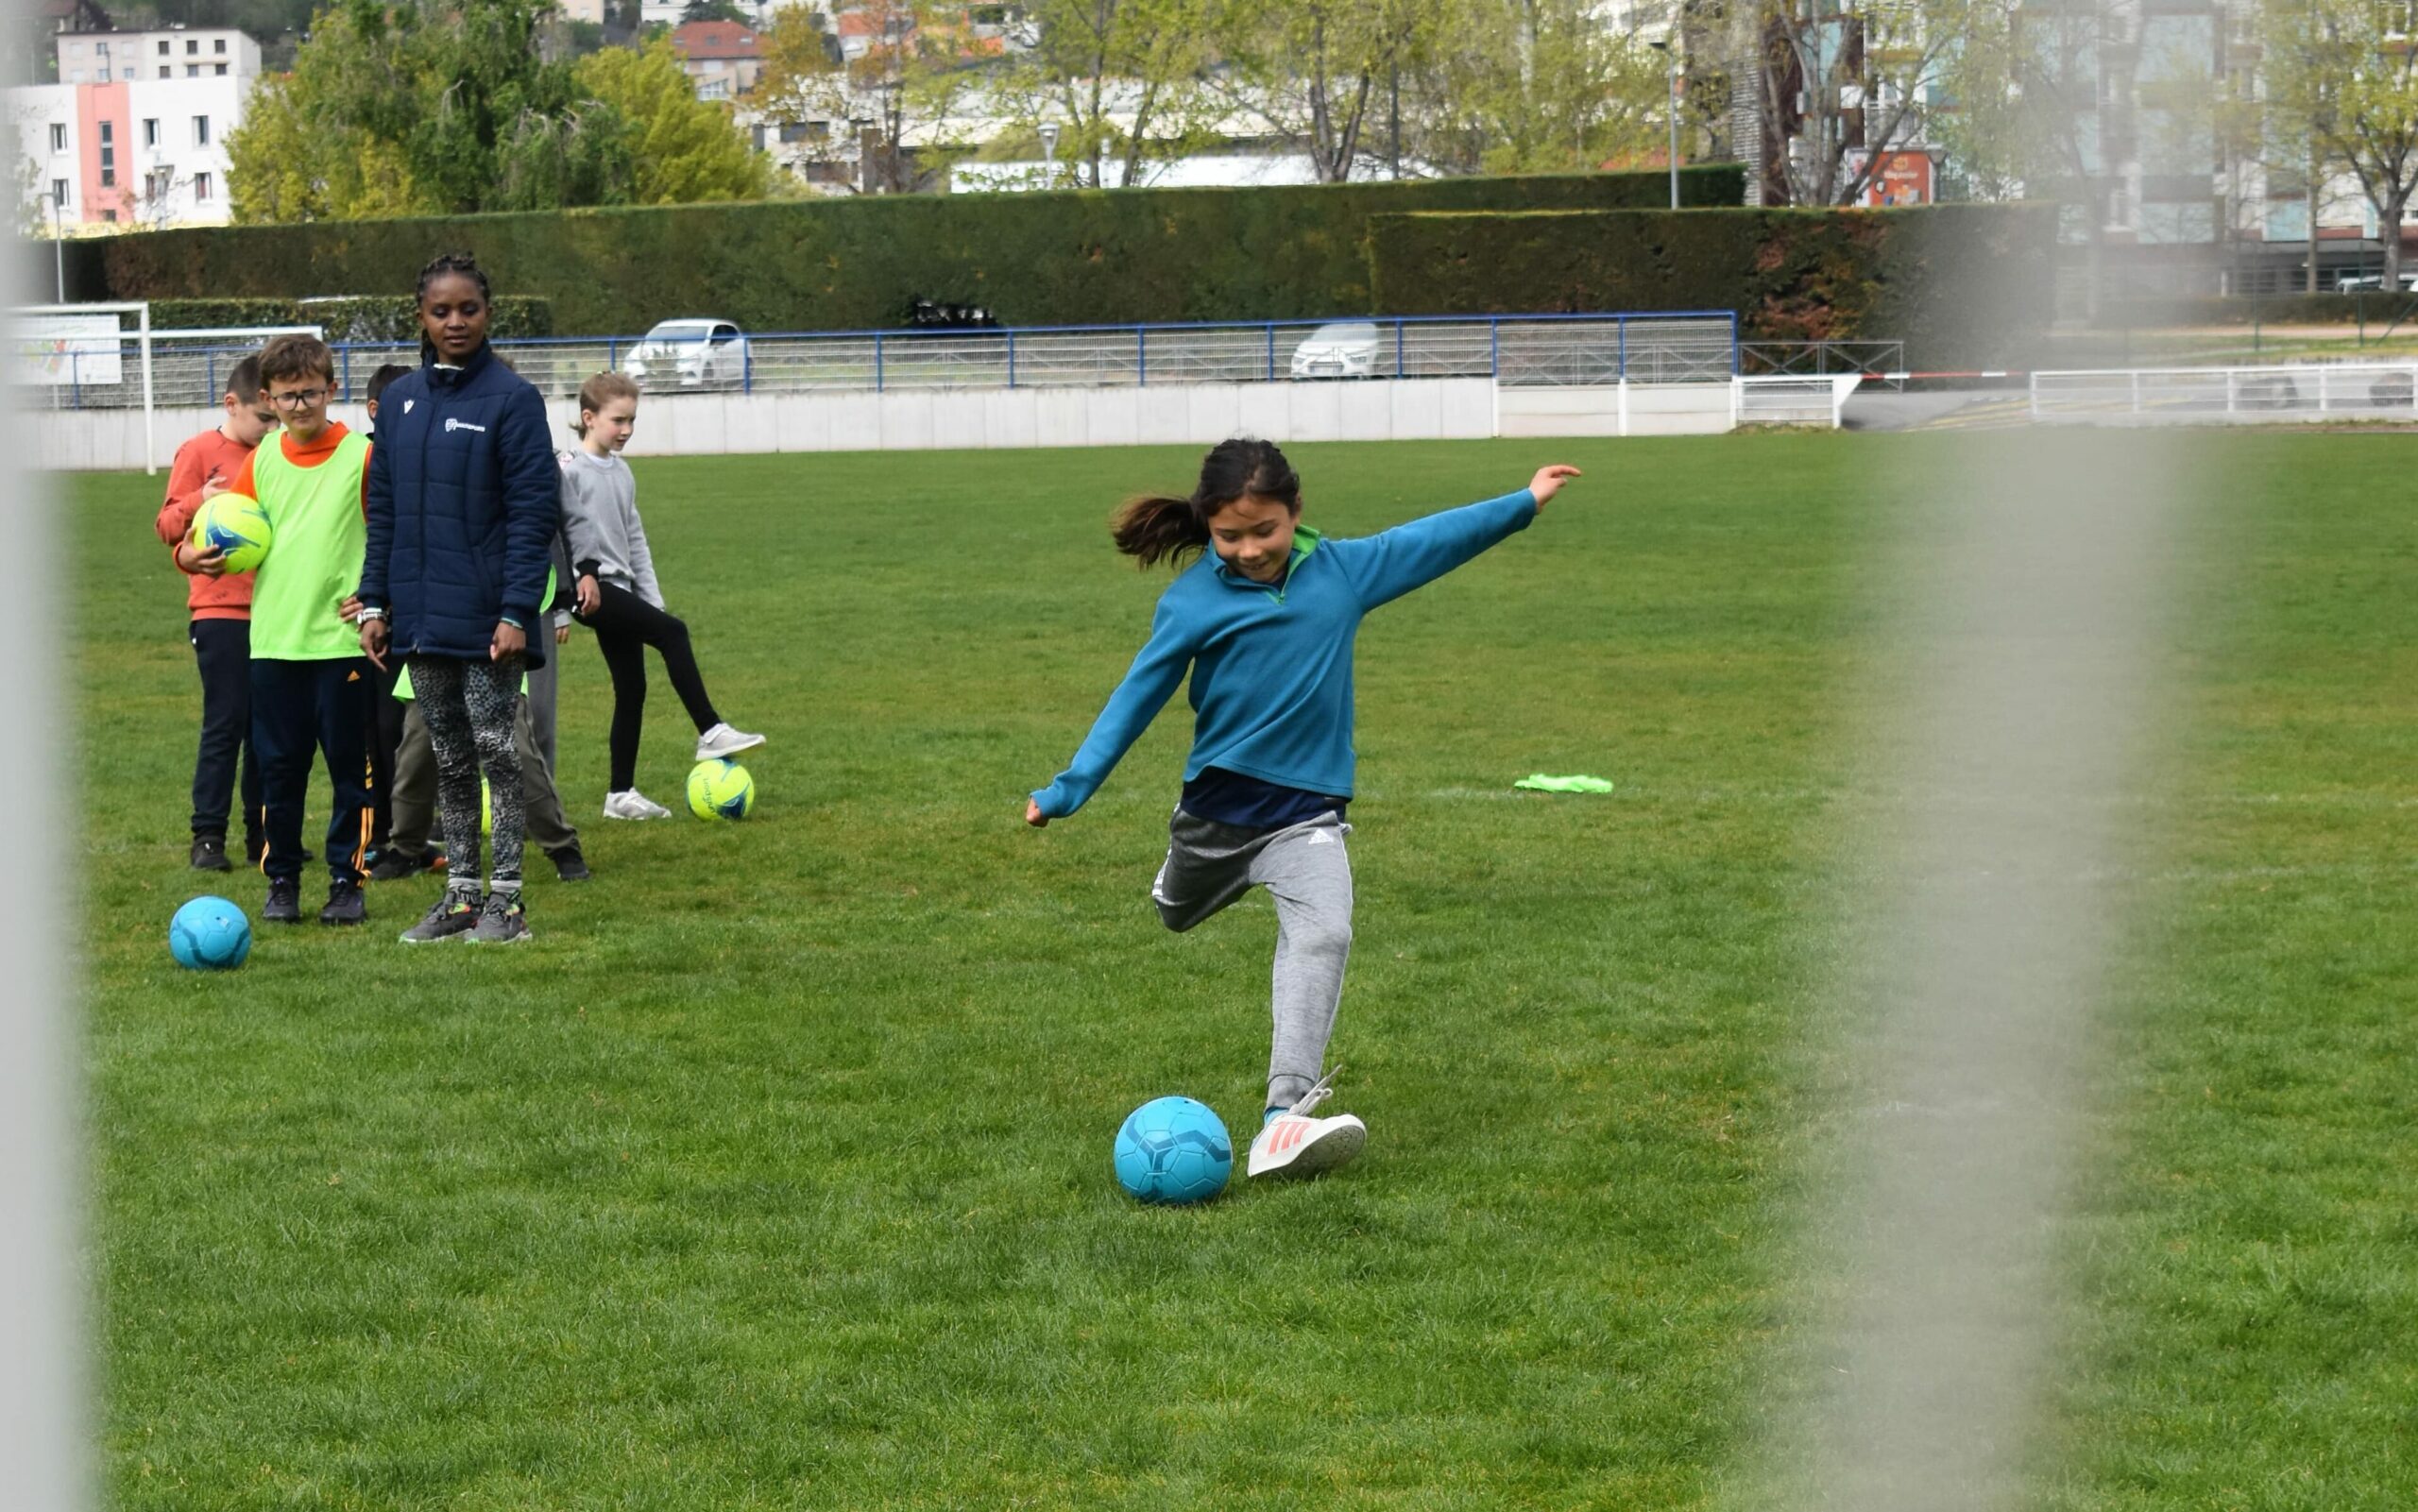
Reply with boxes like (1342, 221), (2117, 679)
(415, 250), (493, 365)
(1110, 437), (1302, 569)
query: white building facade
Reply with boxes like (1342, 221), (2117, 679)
(55, 25), (258, 84)
(9, 73), (247, 229)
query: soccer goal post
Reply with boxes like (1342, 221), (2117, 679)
(10, 304), (321, 476)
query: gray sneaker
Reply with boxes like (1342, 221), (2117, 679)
(468, 889), (530, 944)
(400, 889), (481, 944)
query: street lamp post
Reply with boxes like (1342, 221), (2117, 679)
(44, 194), (63, 303)
(1038, 120), (1060, 189)
(1650, 38), (1680, 210)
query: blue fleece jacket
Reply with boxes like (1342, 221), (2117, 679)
(1031, 488), (1539, 820)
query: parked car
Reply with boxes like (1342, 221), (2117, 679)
(2334, 272), (2418, 293)
(625, 318), (749, 389)
(1289, 321), (1384, 380)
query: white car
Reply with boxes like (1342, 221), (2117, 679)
(2335, 273), (2418, 293)
(625, 318), (749, 390)
(1289, 321), (1383, 380)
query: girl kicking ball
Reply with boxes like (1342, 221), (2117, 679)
(1025, 438), (1582, 1181)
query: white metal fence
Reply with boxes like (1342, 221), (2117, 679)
(1734, 373), (1864, 428)
(13, 311), (1740, 411)
(2031, 363), (2418, 423)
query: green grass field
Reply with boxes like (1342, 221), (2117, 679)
(77, 433), (2414, 1509)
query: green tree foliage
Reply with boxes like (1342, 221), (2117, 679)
(575, 38), (773, 204)
(1404, 0), (1670, 176)
(1218, 0), (1447, 182)
(987, 0), (1228, 189)
(227, 0), (764, 222)
(2263, 0), (2418, 287)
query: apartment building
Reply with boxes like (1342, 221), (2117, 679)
(11, 71), (245, 229)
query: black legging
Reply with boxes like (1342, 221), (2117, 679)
(577, 580), (722, 791)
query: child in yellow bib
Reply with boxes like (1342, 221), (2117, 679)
(224, 334), (376, 927)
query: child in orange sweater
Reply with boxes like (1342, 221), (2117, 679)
(157, 352), (276, 873)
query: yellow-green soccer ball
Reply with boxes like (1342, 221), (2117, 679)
(188, 493), (273, 574)
(687, 758), (755, 821)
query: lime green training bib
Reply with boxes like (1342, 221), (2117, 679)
(247, 430), (371, 661)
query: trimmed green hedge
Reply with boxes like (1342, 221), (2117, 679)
(69, 168), (1745, 336)
(148, 295), (553, 338)
(1365, 203), (2057, 367)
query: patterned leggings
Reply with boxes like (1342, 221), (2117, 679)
(411, 654), (526, 890)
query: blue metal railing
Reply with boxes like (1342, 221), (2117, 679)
(22, 310), (1743, 409)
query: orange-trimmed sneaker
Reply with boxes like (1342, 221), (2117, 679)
(1246, 1070), (1367, 1181)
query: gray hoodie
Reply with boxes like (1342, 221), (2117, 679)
(556, 449), (663, 608)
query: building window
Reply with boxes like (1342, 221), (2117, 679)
(101, 209), (116, 222)
(145, 167), (170, 202)
(185, 38), (197, 53)
(158, 67), (169, 77)
(100, 163), (114, 187)
(48, 123), (64, 152)
(185, 64), (199, 76)
(94, 41), (109, 61)
(51, 178), (66, 207)
(213, 62), (227, 75)
(195, 172), (211, 200)
(193, 115), (210, 145)
(143, 118), (159, 147)
(213, 37), (226, 52)
(157, 39), (169, 54)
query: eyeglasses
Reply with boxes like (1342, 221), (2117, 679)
(267, 388), (331, 409)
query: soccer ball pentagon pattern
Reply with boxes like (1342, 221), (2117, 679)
(188, 494), (274, 574)
(688, 758), (755, 821)
(1113, 1096), (1233, 1205)
(169, 894), (251, 970)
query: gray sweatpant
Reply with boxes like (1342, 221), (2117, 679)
(526, 637), (559, 773)
(1152, 807), (1354, 1112)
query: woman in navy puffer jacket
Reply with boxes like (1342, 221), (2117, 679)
(358, 252), (559, 944)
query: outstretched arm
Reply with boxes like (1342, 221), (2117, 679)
(1326, 465), (1582, 611)
(1026, 600), (1197, 825)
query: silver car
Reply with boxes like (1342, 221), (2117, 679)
(1289, 321), (1383, 380)
(625, 318), (749, 390)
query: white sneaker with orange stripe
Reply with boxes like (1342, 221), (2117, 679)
(1246, 1070), (1367, 1181)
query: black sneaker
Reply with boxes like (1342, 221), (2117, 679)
(190, 835), (231, 872)
(550, 845), (591, 883)
(263, 877), (302, 924)
(368, 848), (435, 883)
(468, 889), (530, 944)
(400, 889), (481, 944)
(319, 878), (366, 926)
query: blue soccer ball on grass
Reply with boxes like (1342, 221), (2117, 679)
(169, 894), (251, 970)
(1114, 1096), (1233, 1205)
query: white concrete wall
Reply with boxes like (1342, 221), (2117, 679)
(1495, 382), (1739, 438)
(35, 378), (1745, 473)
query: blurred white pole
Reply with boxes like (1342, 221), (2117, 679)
(1777, 431), (2186, 1512)
(2, 79), (88, 1512)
